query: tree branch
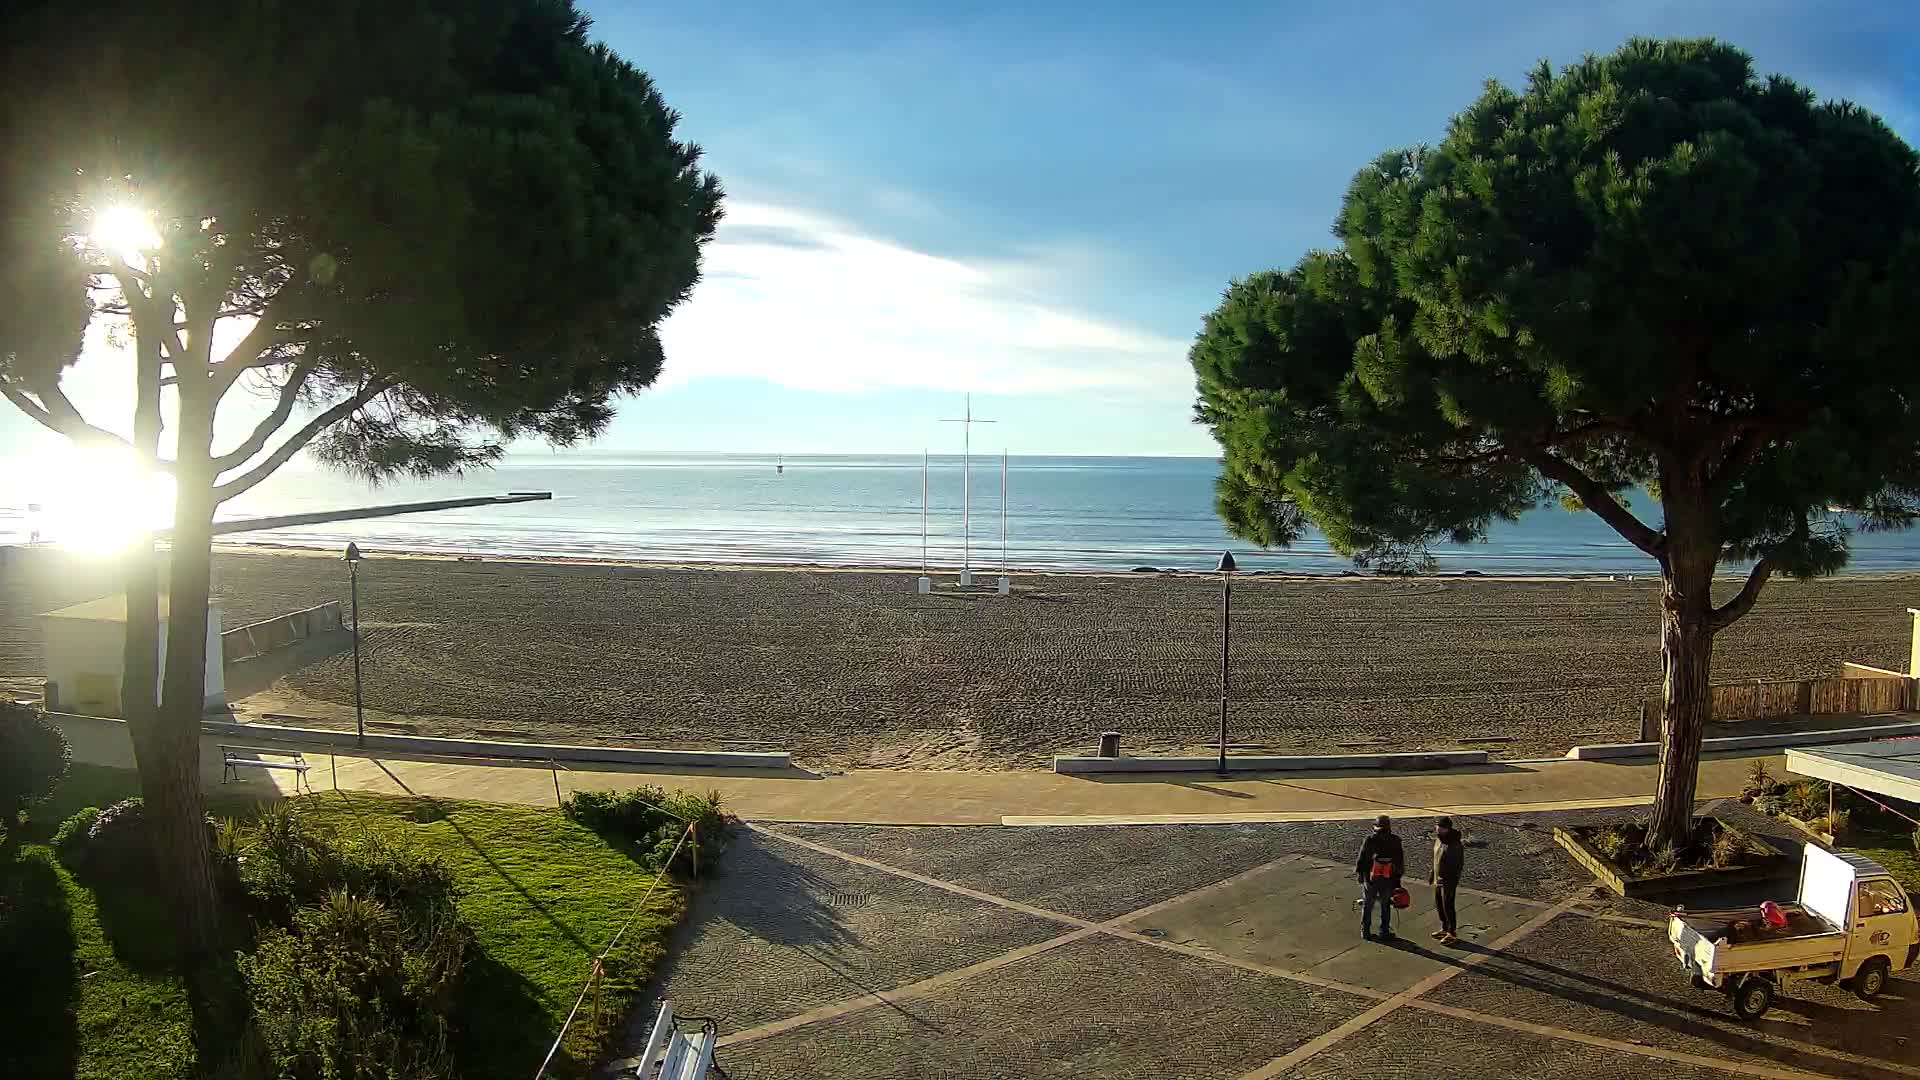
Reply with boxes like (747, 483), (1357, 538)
(1518, 447), (1666, 557)
(1711, 550), (1777, 632)
(210, 359), (319, 471)
(0, 379), (175, 471)
(213, 379), (394, 503)
(110, 263), (190, 364)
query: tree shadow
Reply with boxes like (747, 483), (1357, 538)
(627, 832), (872, 1052)
(355, 767), (589, 949)
(693, 832), (861, 953)
(451, 943), (574, 1080)
(0, 849), (80, 1080)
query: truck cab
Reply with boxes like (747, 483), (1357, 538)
(1669, 844), (1917, 1019)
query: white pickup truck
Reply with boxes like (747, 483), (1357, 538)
(1669, 843), (1918, 1020)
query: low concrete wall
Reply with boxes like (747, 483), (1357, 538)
(1566, 720), (1920, 761)
(1053, 750), (1488, 775)
(44, 711), (793, 771)
(222, 603), (343, 664)
(198, 720), (794, 770)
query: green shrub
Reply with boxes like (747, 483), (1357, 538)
(51, 806), (100, 861)
(0, 703), (70, 832)
(1782, 780), (1827, 821)
(237, 807), (457, 927)
(1589, 826), (1632, 863)
(242, 889), (465, 1080)
(62, 797), (221, 889)
(84, 797), (154, 877)
(1646, 843), (1683, 876)
(1742, 759), (1772, 799)
(1816, 809), (1852, 839)
(1711, 827), (1756, 868)
(562, 787), (731, 876)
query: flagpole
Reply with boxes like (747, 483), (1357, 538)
(962, 395), (971, 583)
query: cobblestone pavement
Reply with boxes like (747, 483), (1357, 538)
(635, 809), (1920, 1080)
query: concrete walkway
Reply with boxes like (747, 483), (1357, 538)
(54, 712), (1778, 825)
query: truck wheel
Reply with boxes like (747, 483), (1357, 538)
(1732, 976), (1775, 1021)
(1852, 958), (1891, 1001)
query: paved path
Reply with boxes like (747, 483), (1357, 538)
(53, 711), (1779, 824)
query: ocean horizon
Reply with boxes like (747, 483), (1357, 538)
(7, 450), (1920, 575)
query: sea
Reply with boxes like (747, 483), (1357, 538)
(6, 451), (1920, 575)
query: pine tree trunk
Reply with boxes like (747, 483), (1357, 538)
(159, 385), (267, 1076)
(1646, 529), (1717, 851)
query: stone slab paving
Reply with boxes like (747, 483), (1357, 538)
(1422, 913), (1920, 1080)
(1287, 1008), (1761, 1080)
(782, 821), (1298, 921)
(636, 812), (1917, 1079)
(646, 831), (1067, 1033)
(784, 812), (1593, 919)
(718, 933), (1376, 1079)
(1128, 854), (1546, 993)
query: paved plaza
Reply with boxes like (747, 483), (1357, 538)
(634, 806), (1919, 1079)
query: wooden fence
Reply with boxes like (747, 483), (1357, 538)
(1639, 665), (1915, 738)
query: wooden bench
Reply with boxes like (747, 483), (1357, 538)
(220, 745), (313, 793)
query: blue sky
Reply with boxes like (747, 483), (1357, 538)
(5, 1), (1918, 463)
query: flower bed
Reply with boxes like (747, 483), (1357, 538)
(1554, 816), (1791, 898)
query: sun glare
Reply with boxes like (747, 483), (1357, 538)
(32, 447), (175, 554)
(90, 204), (162, 263)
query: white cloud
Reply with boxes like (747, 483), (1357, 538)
(658, 201), (1192, 396)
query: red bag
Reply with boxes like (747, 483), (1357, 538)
(1391, 887), (1411, 910)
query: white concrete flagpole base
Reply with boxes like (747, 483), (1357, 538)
(960, 569), (973, 587)
(996, 575), (1010, 595)
(916, 576), (931, 594)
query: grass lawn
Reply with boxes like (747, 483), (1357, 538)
(1849, 831), (1919, 894)
(1, 769), (693, 1080)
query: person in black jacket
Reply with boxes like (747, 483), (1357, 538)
(1430, 817), (1466, 944)
(1355, 814), (1404, 941)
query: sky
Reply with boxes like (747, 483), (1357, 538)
(4, 0), (1919, 466)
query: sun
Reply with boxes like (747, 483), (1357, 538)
(36, 446), (175, 554)
(89, 204), (162, 263)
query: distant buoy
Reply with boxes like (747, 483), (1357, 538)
(776, 453), (784, 474)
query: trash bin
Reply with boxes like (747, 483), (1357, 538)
(1097, 731), (1121, 758)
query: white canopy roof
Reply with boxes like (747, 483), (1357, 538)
(1786, 739), (1920, 804)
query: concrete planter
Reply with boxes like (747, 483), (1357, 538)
(1553, 820), (1792, 899)
(1763, 808), (1837, 847)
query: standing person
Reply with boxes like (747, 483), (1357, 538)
(1430, 817), (1466, 945)
(1355, 814), (1404, 942)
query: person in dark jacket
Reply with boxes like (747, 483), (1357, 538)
(1430, 817), (1466, 944)
(1355, 814), (1405, 941)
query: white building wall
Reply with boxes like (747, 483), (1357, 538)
(41, 605), (225, 717)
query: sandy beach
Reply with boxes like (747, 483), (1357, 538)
(7, 546), (1917, 767)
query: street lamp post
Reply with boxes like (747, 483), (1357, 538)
(344, 543), (366, 747)
(1216, 550), (1237, 776)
